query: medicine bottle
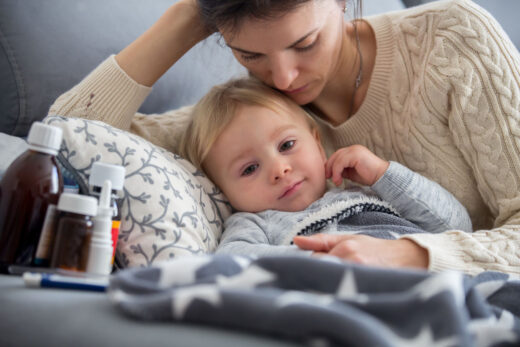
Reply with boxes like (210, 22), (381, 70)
(50, 193), (98, 272)
(0, 122), (63, 273)
(88, 162), (125, 264)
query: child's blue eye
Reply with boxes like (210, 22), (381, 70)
(242, 164), (259, 176)
(280, 140), (295, 152)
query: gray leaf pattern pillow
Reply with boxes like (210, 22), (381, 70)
(43, 116), (231, 267)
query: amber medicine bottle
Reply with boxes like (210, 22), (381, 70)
(50, 193), (97, 272)
(0, 122), (63, 273)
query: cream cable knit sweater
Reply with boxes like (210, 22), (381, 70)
(49, 0), (520, 278)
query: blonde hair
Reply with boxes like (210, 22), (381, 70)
(179, 77), (319, 172)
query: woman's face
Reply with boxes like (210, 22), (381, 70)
(220, 0), (346, 105)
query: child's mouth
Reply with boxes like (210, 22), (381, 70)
(278, 181), (303, 199)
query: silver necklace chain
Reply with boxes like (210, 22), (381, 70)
(349, 23), (363, 117)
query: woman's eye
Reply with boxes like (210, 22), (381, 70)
(280, 140), (295, 152)
(241, 164), (259, 176)
(241, 53), (262, 62)
(295, 38), (318, 52)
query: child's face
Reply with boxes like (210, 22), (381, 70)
(204, 103), (328, 213)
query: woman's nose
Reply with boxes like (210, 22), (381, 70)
(270, 54), (299, 91)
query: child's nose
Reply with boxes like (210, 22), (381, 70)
(271, 161), (291, 183)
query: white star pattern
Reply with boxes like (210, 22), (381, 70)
(275, 291), (334, 308)
(172, 284), (222, 319)
(474, 280), (506, 299)
(158, 255), (213, 287)
(336, 269), (369, 303)
(468, 310), (518, 346)
(216, 265), (276, 289)
(411, 271), (464, 307)
(385, 325), (460, 347)
(231, 255), (253, 269)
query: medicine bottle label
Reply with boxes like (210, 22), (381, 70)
(111, 220), (120, 264)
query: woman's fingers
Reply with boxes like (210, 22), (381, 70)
(294, 234), (429, 269)
(293, 234), (349, 252)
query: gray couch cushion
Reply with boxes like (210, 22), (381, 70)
(0, 274), (300, 347)
(0, 0), (246, 136)
(364, 0), (405, 15)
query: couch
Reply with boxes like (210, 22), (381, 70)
(1, 0), (519, 346)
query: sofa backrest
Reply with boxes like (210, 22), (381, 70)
(0, 0), (248, 136)
(0, 0), (405, 137)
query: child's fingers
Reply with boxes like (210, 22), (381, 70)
(329, 154), (355, 186)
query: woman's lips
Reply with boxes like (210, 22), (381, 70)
(283, 84), (308, 95)
(278, 181), (303, 199)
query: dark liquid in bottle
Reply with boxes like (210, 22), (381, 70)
(50, 212), (92, 272)
(0, 150), (63, 273)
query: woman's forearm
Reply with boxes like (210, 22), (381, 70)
(116, 0), (211, 87)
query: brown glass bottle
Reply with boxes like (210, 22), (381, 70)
(50, 193), (97, 271)
(0, 122), (63, 273)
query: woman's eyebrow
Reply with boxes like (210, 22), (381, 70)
(227, 28), (319, 55)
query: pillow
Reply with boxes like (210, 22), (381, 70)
(43, 115), (231, 268)
(0, 132), (29, 180)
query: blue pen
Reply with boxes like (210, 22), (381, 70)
(23, 272), (109, 292)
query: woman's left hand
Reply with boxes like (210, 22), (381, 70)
(293, 234), (429, 269)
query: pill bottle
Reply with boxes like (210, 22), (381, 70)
(0, 122), (63, 273)
(88, 162), (124, 264)
(50, 193), (97, 272)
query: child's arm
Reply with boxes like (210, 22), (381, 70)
(326, 145), (472, 233)
(215, 213), (312, 257)
(370, 161), (472, 233)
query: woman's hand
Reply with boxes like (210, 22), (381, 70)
(326, 145), (389, 187)
(293, 234), (429, 269)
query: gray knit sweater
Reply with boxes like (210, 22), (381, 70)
(216, 162), (472, 257)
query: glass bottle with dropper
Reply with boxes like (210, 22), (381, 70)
(0, 122), (63, 273)
(88, 162), (125, 266)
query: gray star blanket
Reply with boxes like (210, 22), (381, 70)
(109, 255), (520, 347)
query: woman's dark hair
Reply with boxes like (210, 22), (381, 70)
(197, 0), (362, 34)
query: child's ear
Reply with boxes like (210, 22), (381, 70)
(312, 128), (327, 161)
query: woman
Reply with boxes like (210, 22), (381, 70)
(50, 0), (520, 278)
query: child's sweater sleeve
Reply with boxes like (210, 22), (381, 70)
(216, 212), (312, 257)
(48, 55), (193, 153)
(371, 161), (472, 233)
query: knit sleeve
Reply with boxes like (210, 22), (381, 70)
(371, 161), (472, 234)
(216, 213), (311, 257)
(402, 0), (520, 278)
(48, 55), (193, 153)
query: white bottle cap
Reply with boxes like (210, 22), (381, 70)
(57, 193), (98, 217)
(89, 162), (125, 191)
(27, 122), (63, 155)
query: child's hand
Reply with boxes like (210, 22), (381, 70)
(325, 145), (389, 186)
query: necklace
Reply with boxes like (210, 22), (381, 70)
(348, 23), (363, 118)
